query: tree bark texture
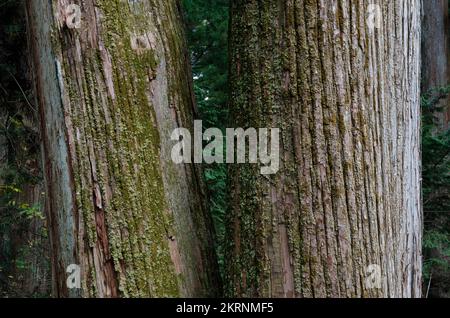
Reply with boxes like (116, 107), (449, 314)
(26, 0), (220, 298)
(226, 0), (422, 298)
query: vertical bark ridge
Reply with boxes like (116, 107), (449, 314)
(226, 0), (422, 298)
(26, 0), (220, 297)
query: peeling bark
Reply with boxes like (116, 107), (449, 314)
(26, 0), (219, 297)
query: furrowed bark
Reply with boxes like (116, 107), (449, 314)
(26, 0), (219, 297)
(226, 0), (422, 298)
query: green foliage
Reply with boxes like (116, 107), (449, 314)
(183, 0), (229, 128)
(182, 0), (229, 275)
(422, 86), (450, 213)
(422, 85), (450, 297)
(0, 0), (49, 297)
(0, 0), (41, 230)
(423, 231), (450, 270)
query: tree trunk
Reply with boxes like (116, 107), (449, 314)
(0, 0), (50, 297)
(25, 0), (220, 297)
(421, 0), (450, 129)
(226, 0), (422, 298)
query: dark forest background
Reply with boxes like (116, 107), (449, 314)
(0, 0), (449, 297)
